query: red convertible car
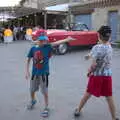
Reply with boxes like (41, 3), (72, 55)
(47, 23), (98, 55)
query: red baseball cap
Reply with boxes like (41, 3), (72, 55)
(32, 29), (47, 41)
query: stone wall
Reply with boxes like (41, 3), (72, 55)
(117, 9), (120, 40)
(71, 5), (120, 40)
(92, 5), (120, 40)
(92, 8), (108, 31)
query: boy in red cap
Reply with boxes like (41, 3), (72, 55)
(25, 29), (74, 117)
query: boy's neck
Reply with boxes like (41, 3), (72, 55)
(101, 40), (109, 45)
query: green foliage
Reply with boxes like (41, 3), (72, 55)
(116, 40), (120, 48)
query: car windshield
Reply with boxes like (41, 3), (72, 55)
(72, 23), (89, 31)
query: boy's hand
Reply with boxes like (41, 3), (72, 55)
(87, 72), (91, 77)
(66, 36), (76, 41)
(85, 55), (90, 60)
(25, 71), (30, 80)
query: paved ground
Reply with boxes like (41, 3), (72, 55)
(0, 41), (120, 120)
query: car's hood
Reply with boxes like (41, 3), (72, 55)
(47, 29), (98, 36)
(47, 29), (67, 35)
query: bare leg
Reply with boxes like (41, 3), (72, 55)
(78, 92), (91, 112)
(41, 90), (49, 117)
(40, 75), (49, 109)
(27, 92), (36, 109)
(43, 91), (48, 108)
(31, 92), (36, 100)
(106, 96), (117, 120)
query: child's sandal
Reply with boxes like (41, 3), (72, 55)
(41, 108), (49, 117)
(74, 108), (80, 117)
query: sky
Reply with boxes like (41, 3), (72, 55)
(0, 0), (21, 7)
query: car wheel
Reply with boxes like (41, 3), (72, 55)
(57, 43), (68, 55)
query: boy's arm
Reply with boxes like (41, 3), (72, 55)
(85, 45), (97, 60)
(85, 53), (92, 60)
(25, 58), (31, 80)
(50, 36), (75, 47)
(87, 59), (96, 77)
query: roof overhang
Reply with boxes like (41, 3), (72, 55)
(69, 0), (120, 9)
(0, 6), (42, 18)
(69, 0), (120, 14)
(45, 3), (69, 12)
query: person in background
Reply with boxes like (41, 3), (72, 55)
(13, 25), (18, 41)
(25, 27), (33, 41)
(4, 26), (13, 43)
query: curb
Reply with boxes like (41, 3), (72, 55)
(111, 42), (118, 48)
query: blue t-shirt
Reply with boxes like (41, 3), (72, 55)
(27, 44), (53, 75)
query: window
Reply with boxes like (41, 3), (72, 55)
(72, 23), (89, 31)
(71, 0), (80, 2)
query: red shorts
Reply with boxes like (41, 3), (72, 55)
(87, 75), (112, 97)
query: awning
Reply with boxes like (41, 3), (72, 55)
(45, 3), (69, 12)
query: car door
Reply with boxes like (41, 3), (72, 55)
(68, 24), (91, 46)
